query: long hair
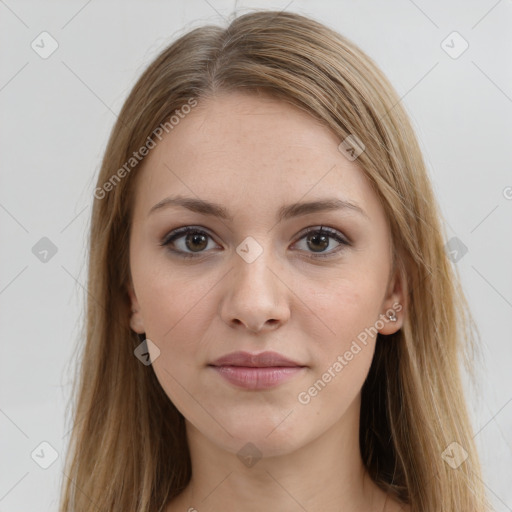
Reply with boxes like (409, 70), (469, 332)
(59, 10), (490, 511)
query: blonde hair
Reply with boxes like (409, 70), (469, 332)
(59, 10), (490, 511)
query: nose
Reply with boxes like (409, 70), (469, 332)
(218, 241), (291, 333)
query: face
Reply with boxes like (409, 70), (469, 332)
(128, 91), (404, 458)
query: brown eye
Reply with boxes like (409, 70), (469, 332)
(161, 225), (349, 261)
(161, 227), (218, 259)
(306, 231), (330, 252)
(294, 226), (349, 259)
(184, 231), (208, 252)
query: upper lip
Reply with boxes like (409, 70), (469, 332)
(209, 351), (304, 368)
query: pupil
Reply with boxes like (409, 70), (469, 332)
(308, 233), (328, 252)
(187, 232), (207, 252)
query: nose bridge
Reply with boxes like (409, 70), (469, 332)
(233, 234), (279, 297)
(219, 233), (289, 331)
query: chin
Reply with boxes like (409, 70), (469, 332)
(212, 416), (306, 458)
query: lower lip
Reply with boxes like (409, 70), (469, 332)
(210, 365), (305, 390)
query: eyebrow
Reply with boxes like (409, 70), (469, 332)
(148, 195), (368, 222)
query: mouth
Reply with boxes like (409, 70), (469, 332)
(208, 351), (307, 390)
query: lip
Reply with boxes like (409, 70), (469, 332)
(210, 350), (303, 368)
(208, 351), (306, 390)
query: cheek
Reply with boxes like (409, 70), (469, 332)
(135, 269), (218, 415)
(298, 270), (385, 359)
(130, 234), (215, 340)
(292, 277), (383, 424)
(138, 270), (217, 349)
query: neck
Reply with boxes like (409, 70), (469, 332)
(167, 395), (389, 512)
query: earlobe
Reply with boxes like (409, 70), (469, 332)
(378, 301), (404, 335)
(130, 314), (145, 334)
(378, 265), (406, 335)
(127, 283), (145, 334)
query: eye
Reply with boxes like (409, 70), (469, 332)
(161, 225), (350, 260)
(160, 226), (219, 259)
(293, 226), (350, 259)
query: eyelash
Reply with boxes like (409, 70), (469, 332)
(160, 225), (350, 260)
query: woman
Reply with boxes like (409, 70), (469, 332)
(59, 10), (490, 512)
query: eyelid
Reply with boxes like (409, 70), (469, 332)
(160, 225), (217, 246)
(292, 225), (350, 259)
(298, 225), (350, 245)
(160, 224), (351, 259)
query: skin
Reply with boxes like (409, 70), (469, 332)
(128, 91), (409, 512)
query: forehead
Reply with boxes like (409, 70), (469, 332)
(132, 91), (381, 224)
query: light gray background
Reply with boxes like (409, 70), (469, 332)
(1, 0), (511, 510)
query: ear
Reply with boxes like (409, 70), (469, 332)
(378, 264), (406, 335)
(127, 281), (145, 334)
